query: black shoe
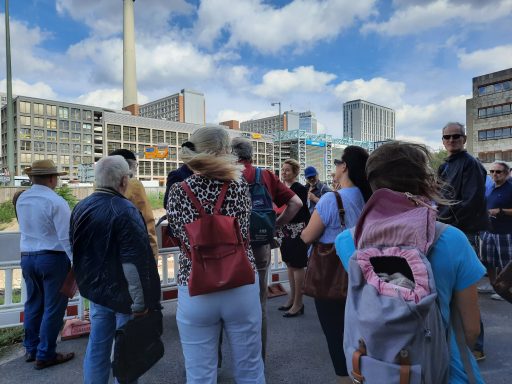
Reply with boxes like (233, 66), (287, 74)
(283, 305), (305, 318)
(25, 353), (35, 363)
(278, 304), (293, 311)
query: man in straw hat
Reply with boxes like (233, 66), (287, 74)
(16, 160), (75, 369)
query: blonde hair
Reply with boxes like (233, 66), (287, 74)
(181, 126), (242, 181)
(283, 158), (300, 177)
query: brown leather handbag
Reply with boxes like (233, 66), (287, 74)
(303, 191), (348, 300)
(493, 261), (512, 303)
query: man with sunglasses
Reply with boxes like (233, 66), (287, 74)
(481, 162), (512, 302)
(438, 122), (489, 361)
(304, 166), (331, 215)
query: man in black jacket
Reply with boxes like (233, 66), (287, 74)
(437, 121), (488, 362)
(70, 155), (161, 383)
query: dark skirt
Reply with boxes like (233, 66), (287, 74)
(280, 236), (308, 268)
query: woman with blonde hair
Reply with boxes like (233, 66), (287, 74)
(278, 158), (310, 317)
(167, 126), (265, 383)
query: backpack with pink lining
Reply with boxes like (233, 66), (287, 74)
(344, 188), (476, 384)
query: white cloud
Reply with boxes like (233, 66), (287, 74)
(334, 77), (406, 108)
(458, 45), (512, 73)
(73, 88), (148, 110)
(362, 0), (512, 36)
(215, 109), (271, 124)
(0, 79), (57, 99)
(195, 0), (376, 54)
(254, 66), (336, 98)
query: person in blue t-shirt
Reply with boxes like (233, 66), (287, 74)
(481, 161), (512, 301)
(335, 142), (485, 384)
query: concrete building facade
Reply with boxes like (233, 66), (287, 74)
(240, 110), (317, 135)
(138, 89), (205, 125)
(466, 68), (512, 167)
(343, 99), (395, 142)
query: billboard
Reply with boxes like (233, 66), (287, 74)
(144, 144), (169, 159)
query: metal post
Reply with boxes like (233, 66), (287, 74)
(5, 0), (15, 184)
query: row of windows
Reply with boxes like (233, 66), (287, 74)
(20, 153), (93, 165)
(478, 151), (512, 163)
(478, 127), (512, 141)
(478, 80), (512, 96)
(19, 141), (90, 153)
(478, 103), (512, 118)
(19, 101), (94, 121)
(19, 115), (92, 131)
(105, 125), (190, 145)
(19, 129), (91, 143)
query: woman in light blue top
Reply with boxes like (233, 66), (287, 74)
(301, 146), (371, 384)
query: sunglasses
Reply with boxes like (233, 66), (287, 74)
(490, 170), (503, 174)
(306, 176), (317, 180)
(442, 134), (464, 140)
(334, 159), (344, 166)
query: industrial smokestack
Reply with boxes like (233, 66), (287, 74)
(123, 0), (138, 115)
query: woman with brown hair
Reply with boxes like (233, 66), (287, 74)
(278, 158), (310, 317)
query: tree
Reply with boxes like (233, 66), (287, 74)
(429, 149), (448, 172)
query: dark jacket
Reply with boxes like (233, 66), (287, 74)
(437, 150), (489, 233)
(163, 164), (193, 209)
(305, 181), (331, 214)
(70, 188), (161, 314)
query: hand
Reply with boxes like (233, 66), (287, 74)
(133, 308), (149, 318)
(488, 208), (500, 217)
(308, 192), (317, 202)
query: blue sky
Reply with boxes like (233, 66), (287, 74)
(1, 0), (512, 149)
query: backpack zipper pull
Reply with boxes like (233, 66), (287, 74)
(404, 192), (438, 212)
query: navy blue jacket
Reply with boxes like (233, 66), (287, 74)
(70, 188), (161, 314)
(163, 164), (193, 209)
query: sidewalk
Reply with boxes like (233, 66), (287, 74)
(0, 283), (510, 383)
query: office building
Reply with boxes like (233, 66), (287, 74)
(220, 120), (240, 130)
(343, 99), (395, 142)
(240, 110), (318, 135)
(138, 89), (205, 125)
(466, 68), (512, 166)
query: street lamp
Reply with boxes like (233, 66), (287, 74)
(271, 102), (281, 131)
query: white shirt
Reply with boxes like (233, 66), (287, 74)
(17, 184), (72, 260)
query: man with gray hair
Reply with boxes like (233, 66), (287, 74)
(231, 136), (302, 360)
(437, 122), (488, 361)
(70, 156), (161, 383)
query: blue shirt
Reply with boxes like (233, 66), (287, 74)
(486, 180), (512, 234)
(335, 226), (485, 384)
(315, 187), (365, 243)
(17, 184), (72, 260)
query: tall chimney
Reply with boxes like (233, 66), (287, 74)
(123, 0), (138, 115)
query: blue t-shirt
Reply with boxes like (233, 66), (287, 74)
(486, 180), (512, 234)
(315, 187), (365, 243)
(335, 226), (486, 384)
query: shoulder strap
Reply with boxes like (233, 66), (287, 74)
(333, 191), (345, 227)
(254, 167), (261, 184)
(427, 221), (449, 257)
(214, 182), (230, 214)
(180, 181), (206, 217)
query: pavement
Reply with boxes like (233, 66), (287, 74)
(0, 279), (510, 383)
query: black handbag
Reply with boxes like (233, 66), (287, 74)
(112, 309), (165, 383)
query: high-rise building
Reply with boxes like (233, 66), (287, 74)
(343, 99), (395, 142)
(139, 89), (205, 125)
(240, 110), (316, 134)
(466, 68), (512, 166)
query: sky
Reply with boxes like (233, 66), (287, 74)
(1, 0), (512, 150)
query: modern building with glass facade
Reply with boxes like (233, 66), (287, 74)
(138, 89), (205, 125)
(466, 68), (512, 167)
(240, 110), (316, 134)
(343, 99), (395, 142)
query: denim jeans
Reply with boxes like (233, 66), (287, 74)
(177, 279), (265, 384)
(83, 302), (134, 384)
(21, 253), (69, 361)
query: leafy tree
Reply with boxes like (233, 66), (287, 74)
(429, 149), (448, 172)
(56, 184), (78, 209)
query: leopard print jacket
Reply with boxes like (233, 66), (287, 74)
(167, 174), (256, 286)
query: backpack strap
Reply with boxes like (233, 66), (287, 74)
(333, 191), (345, 227)
(427, 221), (448, 255)
(214, 182), (230, 214)
(254, 167), (261, 185)
(180, 181), (206, 217)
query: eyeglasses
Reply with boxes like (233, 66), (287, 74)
(490, 170), (503, 174)
(442, 134), (464, 140)
(334, 159), (344, 166)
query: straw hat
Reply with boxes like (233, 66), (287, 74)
(24, 160), (67, 176)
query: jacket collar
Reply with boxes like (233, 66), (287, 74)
(446, 149), (467, 162)
(95, 187), (126, 199)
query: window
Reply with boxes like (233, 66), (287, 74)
(60, 143), (70, 152)
(83, 156), (92, 163)
(34, 129), (44, 139)
(165, 131), (177, 145)
(138, 128), (150, 142)
(127, 143), (137, 153)
(168, 147), (177, 160)
(503, 128), (511, 138)
(123, 126), (136, 142)
(83, 134), (92, 143)
(20, 153), (32, 163)
(178, 132), (189, 145)
(71, 121), (81, 131)
(33, 117), (44, 127)
(20, 101), (31, 114)
(46, 105), (57, 116)
(83, 123), (92, 132)
(503, 104), (511, 113)
(82, 110), (92, 120)
(73, 156), (81, 165)
(70, 108), (81, 120)
(58, 106), (69, 119)
(47, 131), (57, 141)
(152, 129), (164, 143)
(33, 103), (44, 115)
(47, 119), (58, 129)
(83, 145), (92, 154)
(73, 144), (81, 153)
(60, 155), (70, 164)
(58, 120), (69, 130)
(478, 109), (486, 118)
(34, 141), (45, 152)
(139, 161), (151, 176)
(47, 143), (57, 152)
(154, 161), (165, 176)
(107, 142), (121, 153)
(20, 128), (31, 139)
(20, 115), (31, 126)
(494, 129), (502, 138)
(107, 124), (121, 140)
(503, 151), (512, 162)
(60, 131), (69, 141)
(20, 141), (31, 151)
(71, 133), (81, 142)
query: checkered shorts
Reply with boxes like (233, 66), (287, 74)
(481, 232), (512, 268)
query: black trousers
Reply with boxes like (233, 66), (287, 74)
(314, 298), (348, 376)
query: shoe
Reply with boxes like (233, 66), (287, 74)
(283, 305), (305, 318)
(278, 304), (293, 311)
(491, 293), (505, 301)
(472, 350), (486, 362)
(25, 352), (35, 363)
(477, 283), (495, 294)
(35, 352), (75, 370)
